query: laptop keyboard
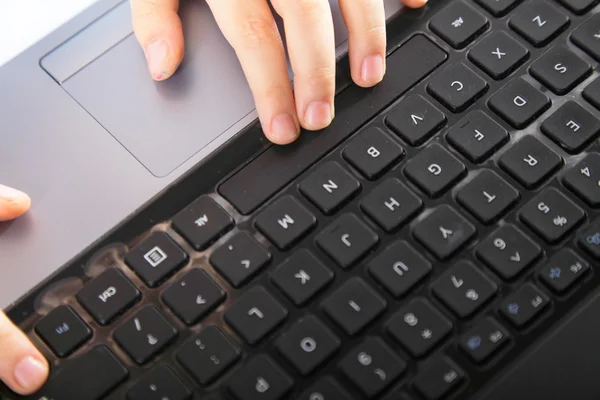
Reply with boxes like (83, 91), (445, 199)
(11, 0), (600, 399)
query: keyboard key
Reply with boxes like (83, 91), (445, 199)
(386, 299), (453, 357)
(413, 356), (464, 400)
(429, 1), (489, 49)
(210, 232), (271, 288)
(519, 188), (585, 243)
(270, 250), (333, 306)
(315, 213), (379, 269)
(30, 345), (128, 400)
(343, 128), (404, 179)
(476, 225), (542, 279)
(557, 0), (599, 14)
(125, 231), (188, 288)
(386, 95), (446, 146)
(404, 144), (466, 198)
(488, 78), (551, 129)
(224, 286), (288, 345)
(298, 377), (354, 400)
(530, 45), (591, 95)
(226, 355), (293, 400)
(360, 178), (423, 232)
(538, 249), (589, 294)
(432, 261), (498, 318)
(321, 277), (387, 336)
(299, 161), (361, 214)
(368, 241), (432, 298)
(35, 305), (92, 357)
(459, 318), (510, 363)
(413, 205), (476, 260)
(509, 1), (569, 47)
(427, 63), (488, 112)
(468, 31), (529, 80)
(176, 326), (240, 386)
(162, 268), (225, 325)
(475, 0), (524, 17)
(172, 196), (233, 251)
(114, 305), (178, 364)
(583, 77), (600, 110)
(571, 15), (600, 61)
(580, 219), (600, 259)
(76, 268), (140, 325)
(275, 315), (340, 375)
(498, 135), (562, 188)
(446, 111), (509, 163)
(255, 195), (316, 250)
(542, 101), (600, 153)
(500, 283), (550, 327)
(456, 170), (520, 224)
(339, 337), (407, 398)
(127, 365), (191, 400)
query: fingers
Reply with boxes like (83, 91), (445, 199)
(0, 184), (31, 222)
(402, 0), (429, 9)
(0, 312), (48, 395)
(131, 0), (184, 81)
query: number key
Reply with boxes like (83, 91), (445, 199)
(343, 127), (404, 179)
(564, 153), (600, 207)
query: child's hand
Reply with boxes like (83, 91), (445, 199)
(131, 0), (428, 144)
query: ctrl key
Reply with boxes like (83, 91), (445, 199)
(226, 355), (293, 400)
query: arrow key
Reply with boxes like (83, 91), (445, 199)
(386, 94), (446, 146)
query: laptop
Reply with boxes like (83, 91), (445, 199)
(2, 0), (600, 398)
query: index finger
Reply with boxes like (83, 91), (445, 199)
(0, 184), (31, 221)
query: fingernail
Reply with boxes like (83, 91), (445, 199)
(305, 101), (333, 129)
(0, 185), (29, 202)
(361, 54), (385, 84)
(14, 357), (48, 391)
(270, 113), (299, 143)
(146, 39), (170, 80)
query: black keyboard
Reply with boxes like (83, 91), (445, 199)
(6, 0), (600, 399)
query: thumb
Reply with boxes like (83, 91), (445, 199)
(0, 184), (31, 222)
(0, 311), (49, 395)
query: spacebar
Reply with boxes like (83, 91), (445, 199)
(474, 291), (600, 400)
(219, 34), (447, 215)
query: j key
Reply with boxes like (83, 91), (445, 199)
(321, 277), (387, 336)
(367, 240), (432, 298)
(557, 0), (600, 14)
(271, 250), (334, 306)
(583, 77), (600, 110)
(343, 128), (404, 179)
(476, 225), (541, 280)
(360, 178), (423, 232)
(488, 78), (551, 129)
(580, 219), (600, 259)
(176, 326), (241, 385)
(226, 355), (293, 400)
(255, 195), (316, 250)
(498, 136), (562, 188)
(299, 161), (361, 214)
(315, 213), (379, 269)
(386, 299), (453, 357)
(538, 249), (589, 294)
(339, 337), (407, 398)
(446, 111), (509, 163)
(76, 268), (140, 325)
(386, 95), (446, 146)
(468, 31), (529, 80)
(35, 305), (92, 357)
(432, 261), (498, 318)
(28, 345), (128, 400)
(530, 45), (591, 95)
(456, 169), (520, 224)
(429, 1), (489, 49)
(427, 63), (488, 112)
(413, 205), (476, 260)
(404, 143), (466, 198)
(509, 1), (569, 47)
(114, 305), (178, 364)
(541, 101), (600, 153)
(224, 286), (288, 345)
(413, 356), (464, 400)
(210, 232), (271, 288)
(500, 283), (550, 327)
(459, 318), (510, 363)
(162, 268), (226, 325)
(125, 231), (188, 288)
(475, 0), (524, 17)
(519, 188), (585, 243)
(127, 365), (191, 400)
(275, 315), (340, 375)
(298, 377), (354, 400)
(172, 195), (233, 251)
(571, 15), (600, 61)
